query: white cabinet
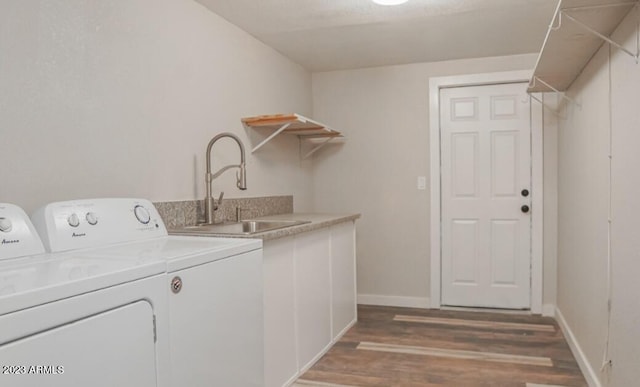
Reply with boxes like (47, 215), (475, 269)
(295, 228), (332, 370)
(263, 221), (357, 387)
(330, 221), (357, 338)
(169, 250), (264, 387)
(263, 236), (298, 387)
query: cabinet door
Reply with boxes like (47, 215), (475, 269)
(331, 221), (357, 339)
(295, 228), (332, 370)
(263, 236), (297, 387)
(169, 250), (263, 387)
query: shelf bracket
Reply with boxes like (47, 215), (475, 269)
(251, 122), (292, 153)
(530, 93), (566, 119)
(560, 2), (640, 63)
(529, 76), (581, 108)
(549, 0), (564, 31)
(301, 136), (339, 159)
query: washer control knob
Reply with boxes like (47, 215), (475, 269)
(67, 213), (80, 228)
(86, 212), (98, 226)
(0, 218), (13, 233)
(134, 205), (151, 224)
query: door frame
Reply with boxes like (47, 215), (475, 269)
(429, 70), (543, 313)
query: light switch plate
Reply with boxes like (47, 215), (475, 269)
(417, 176), (427, 190)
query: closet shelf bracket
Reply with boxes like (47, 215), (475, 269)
(529, 76), (581, 108)
(530, 93), (566, 119)
(559, 2), (640, 63)
(301, 135), (341, 159)
(250, 122), (292, 153)
(529, 0), (639, 92)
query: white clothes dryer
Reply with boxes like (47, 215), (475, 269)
(0, 203), (170, 387)
(32, 198), (265, 387)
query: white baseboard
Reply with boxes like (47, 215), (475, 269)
(555, 307), (602, 387)
(357, 294), (430, 308)
(542, 304), (556, 317)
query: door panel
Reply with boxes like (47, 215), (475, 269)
(452, 133), (479, 197)
(490, 220), (518, 285)
(450, 97), (478, 121)
(441, 82), (531, 309)
(490, 95), (519, 119)
(491, 131), (519, 197)
(451, 219), (479, 285)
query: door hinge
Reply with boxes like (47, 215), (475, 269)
(153, 314), (157, 343)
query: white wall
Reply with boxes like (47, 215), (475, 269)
(311, 53), (561, 307)
(609, 11), (640, 386)
(610, 12), (640, 386)
(557, 10), (640, 386)
(542, 94), (559, 315)
(557, 44), (610, 384)
(0, 0), (313, 214)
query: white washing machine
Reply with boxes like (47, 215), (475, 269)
(32, 198), (265, 387)
(0, 203), (170, 387)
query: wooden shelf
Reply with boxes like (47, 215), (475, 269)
(529, 0), (637, 93)
(242, 114), (343, 158)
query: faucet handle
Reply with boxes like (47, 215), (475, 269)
(214, 191), (224, 210)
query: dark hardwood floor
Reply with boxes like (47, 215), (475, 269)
(295, 305), (587, 387)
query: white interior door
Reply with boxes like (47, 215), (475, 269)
(440, 82), (531, 309)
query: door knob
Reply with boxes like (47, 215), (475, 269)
(521, 205), (530, 213)
(521, 189), (530, 197)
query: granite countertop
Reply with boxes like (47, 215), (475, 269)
(168, 212), (360, 241)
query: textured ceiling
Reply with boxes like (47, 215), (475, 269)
(196, 0), (558, 72)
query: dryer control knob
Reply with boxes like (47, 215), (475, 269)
(134, 205), (151, 224)
(67, 213), (80, 228)
(0, 218), (13, 233)
(86, 212), (98, 226)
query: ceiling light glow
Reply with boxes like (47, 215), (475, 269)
(371, 0), (409, 5)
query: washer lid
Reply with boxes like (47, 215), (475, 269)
(84, 236), (262, 272)
(0, 253), (165, 316)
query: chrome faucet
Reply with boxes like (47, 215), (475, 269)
(203, 132), (247, 225)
